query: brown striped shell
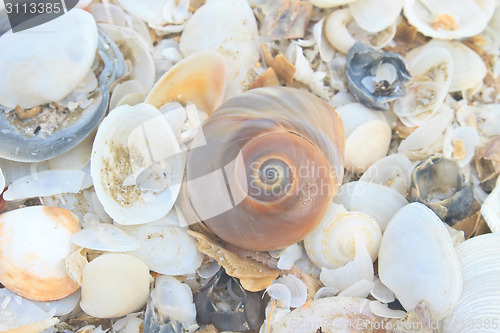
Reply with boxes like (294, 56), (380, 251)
(181, 87), (344, 251)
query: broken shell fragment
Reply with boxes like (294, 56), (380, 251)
(0, 206), (80, 301)
(349, 0), (404, 33)
(80, 253), (151, 318)
(345, 42), (411, 110)
(409, 154), (474, 221)
(379, 203), (462, 320)
(90, 103), (185, 225)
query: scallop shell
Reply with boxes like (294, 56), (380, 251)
(304, 203), (382, 269)
(181, 87), (344, 251)
(179, 0), (259, 97)
(0, 206), (80, 301)
(333, 181), (408, 231)
(403, 0), (496, 39)
(378, 202), (462, 320)
(80, 253), (151, 318)
(441, 233), (500, 332)
(90, 103), (184, 225)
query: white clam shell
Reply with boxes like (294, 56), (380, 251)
(121, 217), (203, 275)
(31, 289), (81, 317)
(441, 233), (500, 332)
(359, 153), (413, 195)
(91, 103), (184, 225)
(109, 80), (147, 111)
(393, 46), (453, 127)
(481, 176), (500, 233)
(266, 274), (308, 309)
(272, 296), (380, 333)
(0, 206), (80, 301)
(179, 0), (259, 97)
(313, 18), (334, 63)
(47, 131), (95, 171)
(333, 181), (408, 232)
(378, 203), (462, 320)
(403, 0), (495, 39)
(308, 0), (356, 8)
(349, 0), (403, 33)
(151, 275), (197, 325)
(425, 39), (487, 93)
(304, 203), (382, 269)
(0, 9), (98, 108)
(71, 223), (140, 252)
(0, 166), (4, 191)
(80, 253), (151, 318)
(100, 23), (155, 92)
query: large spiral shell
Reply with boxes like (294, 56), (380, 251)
(182, 87), (344, 251)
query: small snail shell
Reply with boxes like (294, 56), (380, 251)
(183, 87), (344, 251)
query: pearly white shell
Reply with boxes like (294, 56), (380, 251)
(349, 0), (403, 33)
(359, 154), (413, 195)
(378, 203), (462, 320)
(441, 233), (500, 332)
(90, 103), (184, 225)
(0, 9), (98, 108)
(80, 253), (151, 318)
(304, 203), (382, 269)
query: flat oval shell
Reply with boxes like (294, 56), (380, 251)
(0, 206), (80, 301)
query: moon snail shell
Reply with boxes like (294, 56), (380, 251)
(183, 87), (344, 251)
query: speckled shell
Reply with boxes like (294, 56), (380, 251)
(182, 87), (344, 251)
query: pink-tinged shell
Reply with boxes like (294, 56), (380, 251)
(145, 51), (226, 115)
(0, 206), (80, 301)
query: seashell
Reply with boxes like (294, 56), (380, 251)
(441, 233), (500, 332)
(179, 0), (259, 97)
(182, 87), (344, 251)
(272, 296), (382, 332)
(397, 104), (454, 159)
(304, 203), (381, 269)
(345, 42), (411, 111)
(71, 223), (140, 252)
(145, 51), (226, 115)
(0, 10), (125, 162)
(31, 289), (81, 317)
(313, 18), (334, 63)
(378, 203), (462, 320)
(194, 270), (266, 332)
(117, 0), (190, 26)
(109, 80), (147, 110)
(359, 153), (413, 195)
(424, 39), (487, 93)
(0, 166), (5, 192)
(409, 154), (473, 221)
(275, 243), (303, 270)
(0, 288), (59, 332)
(80, 253), (151, 318)
(265, 274), (308, 309)
(46, 130), (95, 171)
(393, 46), (453, 127)
(443, 126), (480, 167)
(257, 0), (313, 40)
(90, 102), (185, 225)
(100, 23), (155, 92)
(481, 175), (500, 232)
(188, 230), (279, 292)
(349, 0), (404, 33)
(89, 3), (128, 26)
(324, 9), (396, 54)
(333, 181), (408, 231)
(121, 217), (203, 275)
(3, 169), (85, 201)
(0, 206), (80, 301)
(403, 0), (496, 40)
(151, 275), (197, 328)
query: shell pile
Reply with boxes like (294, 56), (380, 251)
(0, 0), (499, 332)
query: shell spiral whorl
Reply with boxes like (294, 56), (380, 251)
(183, 87), (344, 251)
